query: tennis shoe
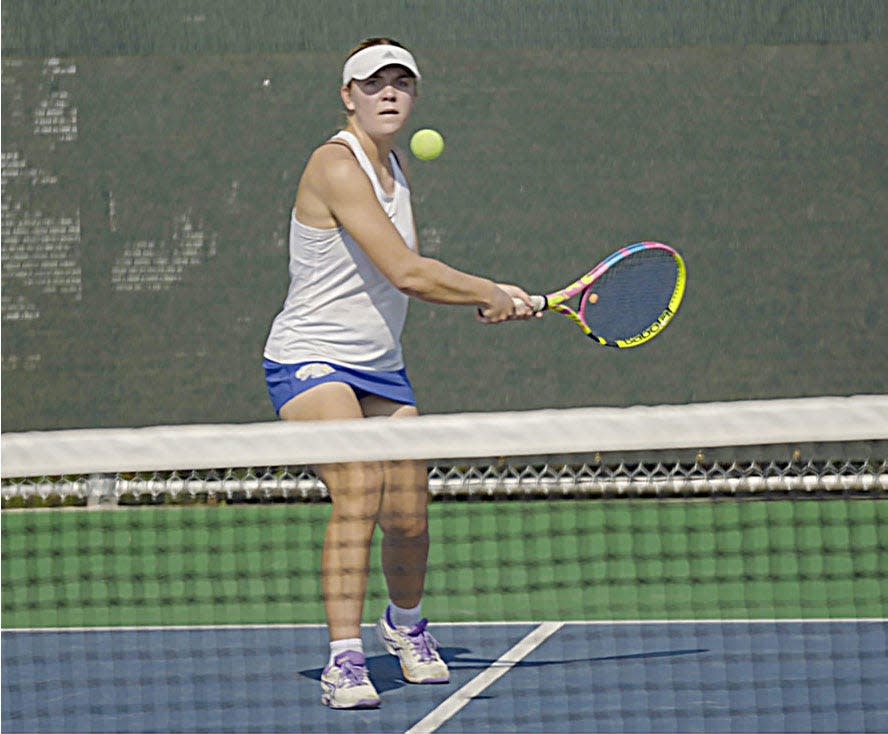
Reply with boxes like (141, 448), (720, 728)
(376, 608), (450, 684)
(320, 651), (380, 709)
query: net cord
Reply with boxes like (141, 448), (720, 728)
(2, 395), (887, 478)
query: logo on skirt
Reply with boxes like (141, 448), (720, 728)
(295, 363), (335, 381)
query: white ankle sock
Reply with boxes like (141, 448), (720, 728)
(388, 601), (422, 628)
(328, 637), (363, 666)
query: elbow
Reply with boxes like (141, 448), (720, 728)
(390, 258), (430, 297)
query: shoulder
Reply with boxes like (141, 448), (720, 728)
(306, 140), (359, 178)
(303, 141), (369, 196)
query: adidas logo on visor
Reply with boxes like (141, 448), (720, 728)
(341, 46), (421, 85)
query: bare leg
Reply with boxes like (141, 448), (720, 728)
(280, 383), (383, 641)
(379, 459), (429, 608)
(317, 460), (384, 640)
(360, 397), (429, 611)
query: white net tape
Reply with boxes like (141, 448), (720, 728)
(3, 396), (887, 503)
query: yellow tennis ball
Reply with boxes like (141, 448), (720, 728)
(410, 129), (444, 160)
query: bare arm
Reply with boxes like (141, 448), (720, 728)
(303, 145), (526, 321)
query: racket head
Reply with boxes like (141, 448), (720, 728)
(546, 242), (686, 347)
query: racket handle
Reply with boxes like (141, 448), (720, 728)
(513, 296), (547, 313)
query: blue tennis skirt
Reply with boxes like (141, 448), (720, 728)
(263, 358), (416, 414)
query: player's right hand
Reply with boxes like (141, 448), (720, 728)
(496, 284), (538, 320)
(477, 284), (519, 324)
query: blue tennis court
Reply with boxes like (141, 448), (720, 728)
(4, 620), (886, 733)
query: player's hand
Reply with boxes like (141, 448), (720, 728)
(476, 284), (517, 323)
(496, 284), (539, 320)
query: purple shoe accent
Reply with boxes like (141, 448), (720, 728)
(408, 618), (428, 635)
(377, 612), (450, 684)
(385, 614), (441, 663)
(321, 650), (380, 708)
(328, 651), (369, 686)
(406, 619), (445, 669)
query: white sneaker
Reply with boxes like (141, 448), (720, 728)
(320, 651), (380, 709)
(376, 608), (450, 684)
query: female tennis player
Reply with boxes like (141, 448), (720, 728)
(263, 38), (535, 709)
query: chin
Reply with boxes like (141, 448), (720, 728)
(372, 121), (406, 137)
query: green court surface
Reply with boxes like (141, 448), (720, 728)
(3, 498), (884, 628)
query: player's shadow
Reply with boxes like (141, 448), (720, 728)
(448, 647), (709, 668)
(299, 646), (707, 693)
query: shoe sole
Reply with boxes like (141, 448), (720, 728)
(322, 696), (381, 709)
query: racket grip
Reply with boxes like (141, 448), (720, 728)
(513, 296), (547, 312)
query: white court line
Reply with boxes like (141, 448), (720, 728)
(405, 621), (564, 734)
(3, 618), (886, 634)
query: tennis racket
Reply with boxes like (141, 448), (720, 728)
(525, 241), (686, 348)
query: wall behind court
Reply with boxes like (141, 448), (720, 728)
(4, 0), (886, 55)
(2, 1), (886, 430)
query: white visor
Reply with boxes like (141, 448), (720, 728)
(342, 45), (421, 86)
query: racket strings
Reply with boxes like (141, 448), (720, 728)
(583, 251), (679, 342)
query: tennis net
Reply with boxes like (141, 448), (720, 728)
(2, 396), (887, 733)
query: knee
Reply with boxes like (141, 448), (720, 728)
(379, 506), (428, 539)
(326, 461), (385, 523)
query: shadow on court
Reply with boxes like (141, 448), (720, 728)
(300, 645), (709, 691)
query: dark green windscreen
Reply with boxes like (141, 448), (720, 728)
(4, 0), (886, 56)
(2, 2), (886, 429)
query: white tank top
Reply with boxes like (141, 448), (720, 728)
(263, 131), (416, 370)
